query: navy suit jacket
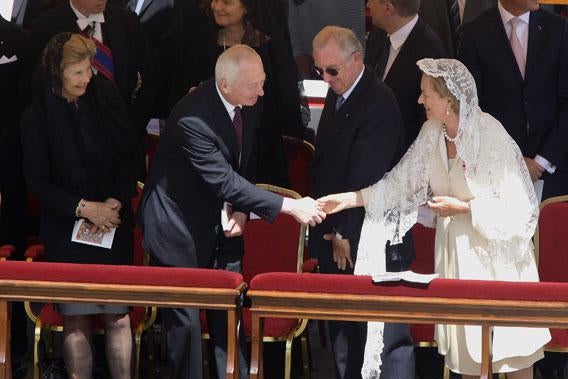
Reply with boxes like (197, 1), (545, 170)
(419, 0), (495, 57)
(459, 7), (568, 176)
(366, 17), (447, 150)
(310, 67), (413, 263)
(139, 80), (283, 269)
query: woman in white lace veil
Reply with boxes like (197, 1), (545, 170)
(317, 58), (550, 379)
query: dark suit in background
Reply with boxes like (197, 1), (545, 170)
(127, 0), (181, 53)
(419, 0), (495, 57)
(140, 80), (283, 379)
(0, 17), (31, 377)
(459, 6), (568, 199)
(310, 67), (414, 379)
(30, 2), (154, 141)
(365, 17), (447, 150)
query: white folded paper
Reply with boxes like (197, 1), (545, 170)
(0, 55), (18, 65)
(372, 270), (439, 284)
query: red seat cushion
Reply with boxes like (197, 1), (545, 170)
(546, 329), (568, 350)
(0, 261), (243, 289)
(250, 272), (568, 303)
(242, 308), (300, 338)
(410, 324), (435, 344)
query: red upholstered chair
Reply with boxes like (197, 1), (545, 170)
(535, 194), (568, 353)
(23, 182), (156, 379)
(409, 223), (437, 347)
(145, 134), (160, 172)
(243, 184), (310, 379)
(281, 136), (318, 272)
(281, 135), (315, 198)
(409, 224), (451, 378)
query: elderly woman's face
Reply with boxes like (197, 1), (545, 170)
(418, 75), (449, 123)
(61, 58), (92, 102)
(211, 0), (247, 28)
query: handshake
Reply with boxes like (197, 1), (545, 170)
(281, 197), (327, 226)
(280, 192), (356, 226)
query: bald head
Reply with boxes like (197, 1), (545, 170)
(215, 44), (262, 86)
(215, 44), (266, 106)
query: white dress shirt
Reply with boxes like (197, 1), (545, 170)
(382, 15), (419, 80)
(70, 0), (104, 43)
(497, 1), (555, 173)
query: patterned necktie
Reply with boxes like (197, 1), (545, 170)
(335, 95), (345, 112)
(81, 23), (116, 84)
(374, 36), (391, 80)
(509, 18), (526, 79)
(233, 107), (243, 155)
(447, 0), (461, 51)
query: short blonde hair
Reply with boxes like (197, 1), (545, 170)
(60, 34), (96, 73)
(427, 75), (460, 114)
(215, 44), (261, 85)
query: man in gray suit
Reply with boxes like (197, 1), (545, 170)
(419, 0), (495, 57)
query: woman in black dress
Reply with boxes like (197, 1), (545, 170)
(21, 33), (142, 379)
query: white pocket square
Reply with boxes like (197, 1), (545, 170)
(0, 55), (18, 64)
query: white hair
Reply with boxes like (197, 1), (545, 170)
(215, 44), (261, 86)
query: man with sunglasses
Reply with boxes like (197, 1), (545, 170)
(309, 26), (414, 379)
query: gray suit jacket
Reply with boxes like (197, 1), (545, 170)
(419, 0), (495, 57)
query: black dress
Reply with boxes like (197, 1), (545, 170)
(21, 78), (138, 315)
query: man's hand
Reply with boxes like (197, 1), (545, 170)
(281, 197), (326, 226)
(224, 211), (247, 237)
(524, 157), (544, 181)
(323, 233), (353, 270)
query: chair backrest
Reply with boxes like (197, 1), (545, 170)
(131, 182), (147, 266)
(535, 195), (568, 282)
(409, 223), (436, 274)
(281, 135), (315, 197)
(242, 184), (306, 283)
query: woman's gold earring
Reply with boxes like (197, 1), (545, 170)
(445, 105), (450, 116)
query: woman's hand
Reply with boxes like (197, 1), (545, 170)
(81, 200), (122, 233)
(316, 191), (362, 214)
(427, 196), (470, 217)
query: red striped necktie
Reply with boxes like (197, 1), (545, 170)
(83, 24), (116, 84)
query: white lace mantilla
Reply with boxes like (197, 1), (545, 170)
(355, 59), (539, 378)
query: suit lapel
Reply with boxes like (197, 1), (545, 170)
(313, 69), (371, 166)
(486, 8), (524, 82)
(63, 3), (83, 33)
(139, 0), (153, 17)
(240, 105), (257, 173)
(209, 85), (239, 169)
(385, 20), (422, 84)
(525, 11), (543, 81)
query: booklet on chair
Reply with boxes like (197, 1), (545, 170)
(372, 270), (439, 284)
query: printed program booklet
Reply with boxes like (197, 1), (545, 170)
(71, 219), (115, 249)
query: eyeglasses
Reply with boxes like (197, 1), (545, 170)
(313, 53), (355, 78)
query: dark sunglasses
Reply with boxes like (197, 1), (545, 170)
(313, 52), (355, 78)
(313, 65), (341, 78)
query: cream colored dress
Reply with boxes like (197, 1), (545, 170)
(429, 135), (550, 375)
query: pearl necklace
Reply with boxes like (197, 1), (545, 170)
(442, 124), (458, 143)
